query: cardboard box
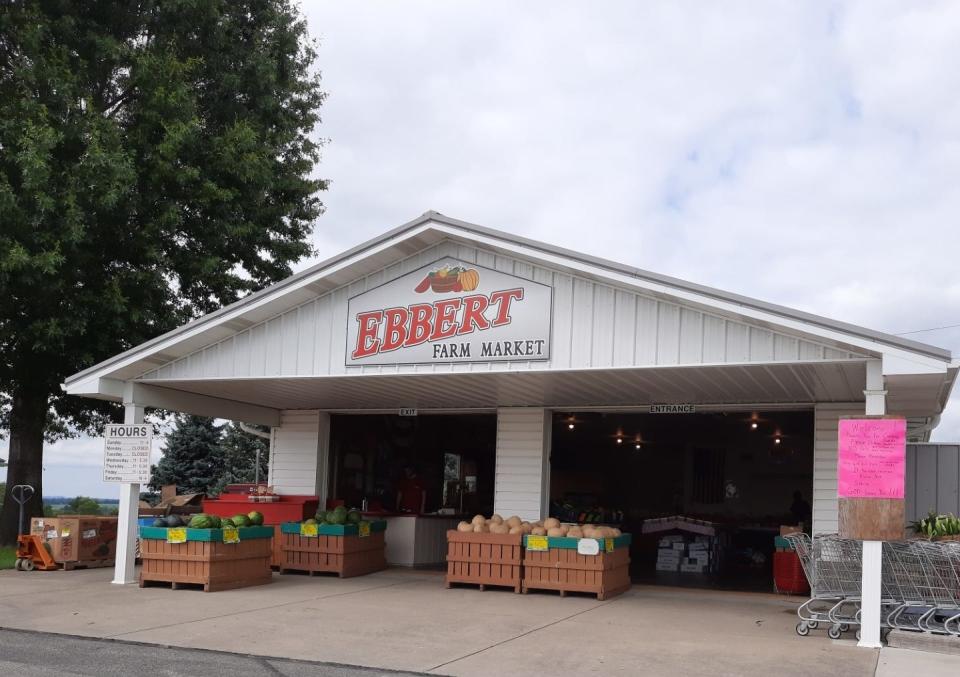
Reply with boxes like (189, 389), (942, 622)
(30, 516), (118, 563)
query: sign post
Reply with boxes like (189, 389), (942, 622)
(106, 407), (150, 584)
(837, 415), (906, 648)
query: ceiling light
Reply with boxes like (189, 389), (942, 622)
(635, 443), (641, 450)
(568, 423), (575, 430)
(616, 437), (623, 444)
(750, 422), (758, 430)
(774, 436), (782, 445)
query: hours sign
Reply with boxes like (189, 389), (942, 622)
(102, 424), (152, 484)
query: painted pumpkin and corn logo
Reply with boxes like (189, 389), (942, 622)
(413, 264), (480, 294)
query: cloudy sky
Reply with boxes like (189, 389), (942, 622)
(5, 1), (960, 498)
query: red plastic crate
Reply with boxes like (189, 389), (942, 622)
(202, 494), (319, 526)
(773, 550), (810, 595)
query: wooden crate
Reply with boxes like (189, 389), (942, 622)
(445, 531), (523, 593)
(139, 527), (273, 592)
(522, 536), (632, 600)
(279, 522), (387, 578)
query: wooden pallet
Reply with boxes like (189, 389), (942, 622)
(139, 576), (272, 593)
(279, 531), (386, 578)
(445, 531), (523, 593)
(62, 558), (114, 571)
(139, 537), (273, 593)
(522, 546), (631, 601)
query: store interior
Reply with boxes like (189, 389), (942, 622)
(549, 410), (814, 590)
(329, 413), (497, 516)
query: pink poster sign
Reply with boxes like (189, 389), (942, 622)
(837, 418), (906, 499)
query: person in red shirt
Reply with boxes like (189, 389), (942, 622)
(396, 465), (426, 514)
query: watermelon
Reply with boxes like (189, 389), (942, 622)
(304, 518), (317, 525)
(221, 517), (235, 528)
(207, 515), (222, 528)
(347, 509), (362, 525)
(152, 518), (166, 527)
(189, 514), (212, 529)
(164, 515), (183, 528)
(231, 514), (251, 527)
(327, 509), (345, 526)
(247, 511), (264, 526)
(314, 512), (326, 523)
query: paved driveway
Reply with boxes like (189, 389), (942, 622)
(0, 567), (879, 676)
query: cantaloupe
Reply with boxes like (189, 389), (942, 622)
(457, 521), (473, 532)
(521, 522), (532, 534)
(490, 514), (504, 524)
(612, 528), (622, 537)
(473, 523), (488, 533)
(531, 526), (547, 536)
(508, 526), (523, 535)
(471, 514), (485, 527)
(582, 526), (597, 538)
(506, 516), (522, 529)
(546, 527), (564, 537)
(567, 526), (584, 538)
(489, 522), (510, 534)
(543, 517), (560, 530)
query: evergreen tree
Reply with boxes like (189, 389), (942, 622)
(210, 423), (270, 495)
(150, 415), (224, 495)
(0, 0), (326, 544)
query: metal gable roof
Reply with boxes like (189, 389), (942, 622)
(63, 210), (953, 391)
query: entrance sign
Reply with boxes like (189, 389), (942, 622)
(346, 258), (552, 366)
(649, 404), (696, 414)
(102, 424), (152, 483)
(838, 418), (906, 499)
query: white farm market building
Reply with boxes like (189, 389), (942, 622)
(64, 211), (958, 591)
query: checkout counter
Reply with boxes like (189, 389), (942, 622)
(363, 512), (462, 567)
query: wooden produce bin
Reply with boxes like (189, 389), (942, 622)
(279, 521), (387, 578)
(138, 526), (274, 592)
(522, 534), (632, 600)
(445, 531), (523, 593)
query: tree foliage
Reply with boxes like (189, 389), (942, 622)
(210, 422), (269, 495)
(0, 0), (325, 543)
(150, 415), (224, 495)
(150, 417), (269, 496)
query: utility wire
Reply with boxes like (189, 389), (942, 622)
(894, 322), (960, 336)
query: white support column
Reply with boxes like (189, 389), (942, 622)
(859, 359), (886, 648)
(112, 401), (144, 585)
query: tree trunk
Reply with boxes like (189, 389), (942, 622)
(0, 388), (48, 545)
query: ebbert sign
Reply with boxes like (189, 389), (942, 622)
(346, 258), (552, 366)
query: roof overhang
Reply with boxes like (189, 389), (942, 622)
(63, 211), (957, 431)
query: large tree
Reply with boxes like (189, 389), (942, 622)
(150, 415), (223, 495)
(0, 0), (325, 543)
(210, 422), (270, 495)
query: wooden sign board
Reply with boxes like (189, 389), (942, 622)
(837, 417), (906, 541)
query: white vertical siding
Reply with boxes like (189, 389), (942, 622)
(268, 410), (321, 495)
(494, 408), (549, 522)
(812, 403), (862, 534)
(140, 240), (870, 381)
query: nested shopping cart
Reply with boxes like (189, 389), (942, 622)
(883, 539), (960, 636)
(785, 533), (863, 639)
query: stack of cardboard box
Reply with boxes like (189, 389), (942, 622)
(656, 534), (716, 574)
(655, 535), (685, 571)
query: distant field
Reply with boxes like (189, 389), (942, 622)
(45, 503), (119, 514)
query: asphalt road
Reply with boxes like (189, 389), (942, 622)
(0, 628), (434, 677)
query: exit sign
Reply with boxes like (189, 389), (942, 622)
(399, 408), (418, 417)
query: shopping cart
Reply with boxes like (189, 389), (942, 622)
(884, 539), (960, 635)
(785, 533), (862, 639)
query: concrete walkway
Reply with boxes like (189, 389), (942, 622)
(0, 567), (945, 676)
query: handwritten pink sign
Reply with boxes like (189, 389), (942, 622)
(837, 418), (906, 499)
